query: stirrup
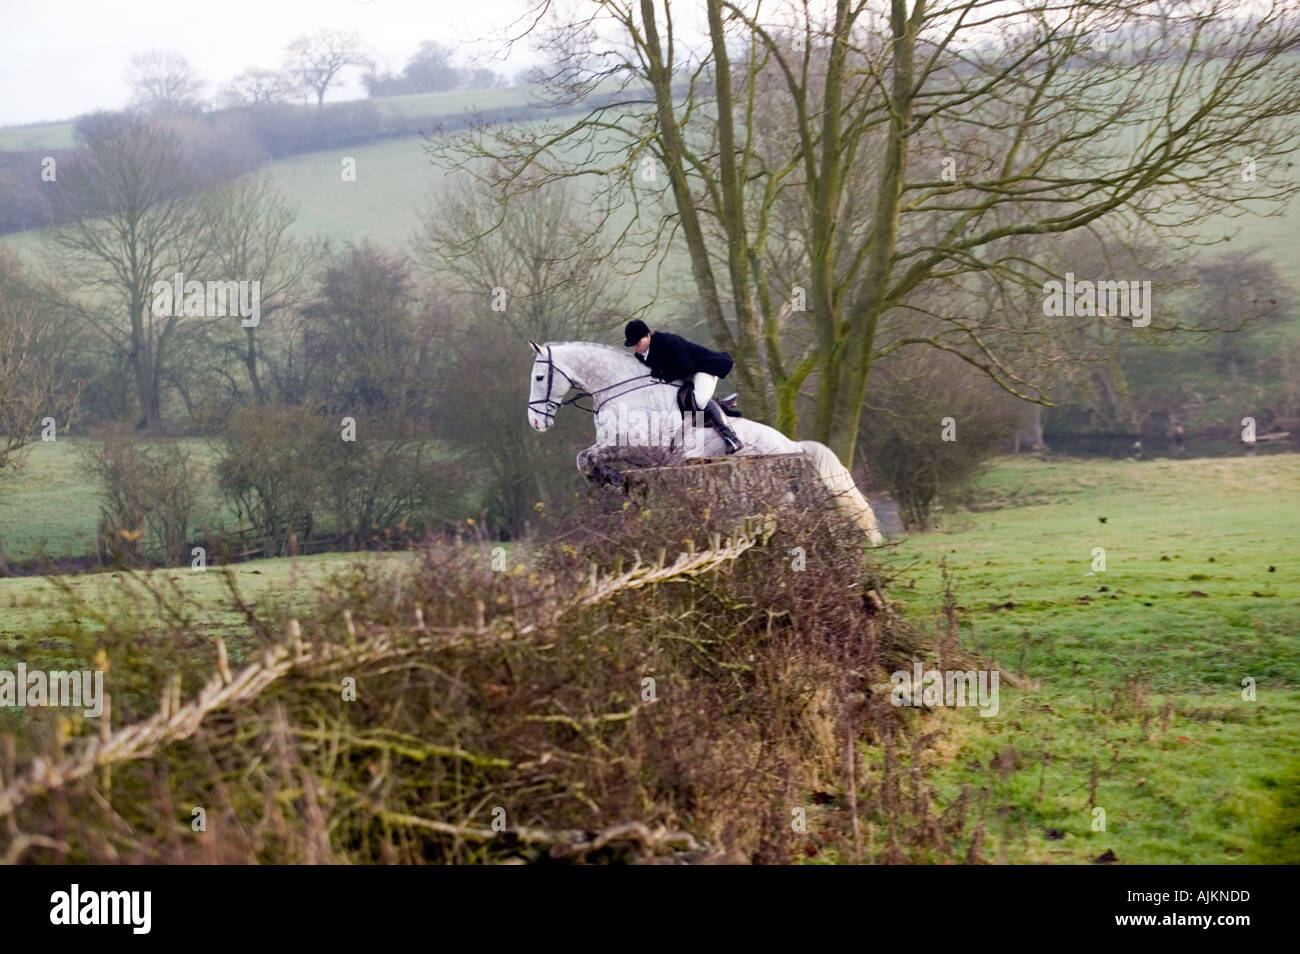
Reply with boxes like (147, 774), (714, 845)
(717, 393), (742, 417)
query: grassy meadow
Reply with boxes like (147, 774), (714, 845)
(0, 121), (76, 152)
(881, 453), (1300, 864)
(265, 134), (442, 246)
(0, 437), (226, 563)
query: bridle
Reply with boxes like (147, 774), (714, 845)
(528, 344), (669, 424)
(528, 345), (583, 423)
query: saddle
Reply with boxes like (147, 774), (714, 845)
(675, 384), (743, 421)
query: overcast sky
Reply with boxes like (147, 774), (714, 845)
(0, 0), (548, 126)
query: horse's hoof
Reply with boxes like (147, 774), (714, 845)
(593, 464), (625, 487)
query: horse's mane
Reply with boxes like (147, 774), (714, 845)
(544, 341), (630, 354)
(543, 341), (645, 370)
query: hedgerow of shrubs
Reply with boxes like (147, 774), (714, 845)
(1, 469), (994, 864)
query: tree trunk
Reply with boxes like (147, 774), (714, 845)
(640, 0), (768, 418)
(245, 326), (264, 404)
(829, 355), (873, 465)
(133, 347), (157, 427)
(130, 297), (161, 428)
(705, 0), (768, 422)
(1015, 404), (1046, 453)
(1028, 404), (1046, 451)
(145, 357), (163, 428)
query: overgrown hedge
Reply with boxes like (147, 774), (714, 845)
(1, 474), (991, 864)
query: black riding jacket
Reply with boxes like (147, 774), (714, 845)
(636, 332), (734, 382)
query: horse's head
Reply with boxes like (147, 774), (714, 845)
(526, 340), (572, 432)
(527, 339), (657, 435)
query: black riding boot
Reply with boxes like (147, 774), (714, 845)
(702, 399), (744, 454)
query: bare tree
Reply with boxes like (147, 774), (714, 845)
(398, 41), (462, 93)
(126, 49), (206, 114)
(465, 67), (508, 90)
(0, 278), (59, 473)
(438, 0), (1300, 463)
(283, 30), (373, 107)
(217, 67), (294, 108)
(364, 41), (462, 97)
(418, 174), (625, 341)
(49, 115), (218, 428)
(207, 174), (315, 404)
(1197, 251), (1289, 382)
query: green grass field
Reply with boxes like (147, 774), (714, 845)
(0, 437), (230, 563)
(0, 121), (76, 152)
(881, 453), (1300, 863)
(370, 85), (543, 120)
(265, 135), (439, 247)
(0, 551), (397, 639)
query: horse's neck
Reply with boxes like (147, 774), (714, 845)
(555, 344), (640, 392)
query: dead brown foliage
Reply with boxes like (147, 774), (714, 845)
(0, 467), (985, 863)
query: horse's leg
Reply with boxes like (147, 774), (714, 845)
(797, 440), (885, 545)
(577, 444), (628, 488)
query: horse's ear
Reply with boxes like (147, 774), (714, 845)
(528, 340), (542, 355)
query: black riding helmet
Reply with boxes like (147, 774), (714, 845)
(623, 319), (650, 346)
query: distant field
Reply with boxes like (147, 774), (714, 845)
(0, 87), (543, 154)
(2, 103), (1294, 329)
(884, 453), (1300, 863)
(0, 550), (405, 640)
(0, 437), (228, 564)
(371, 85), (542, 120)
(0, 435), (468, 566)
(370, 77), (641, 120)
(0, 121), (76, 151)
(265, 135), (438, 246)
(2, 63), (1295, 296)
(0, 81), (616, 156)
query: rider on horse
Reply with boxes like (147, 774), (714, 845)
(623, 319), (744, 454)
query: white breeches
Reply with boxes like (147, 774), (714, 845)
(692, 372), (718, 409)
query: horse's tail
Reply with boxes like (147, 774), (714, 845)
(797, 440), (885, 545)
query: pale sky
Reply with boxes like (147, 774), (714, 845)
(0, 0), (551, 126)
